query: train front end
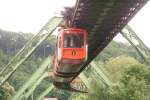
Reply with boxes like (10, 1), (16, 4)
(62, 28), (87, 64)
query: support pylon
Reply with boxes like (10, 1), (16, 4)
(121, 25), (150, 64)
(0, 17), (62, 86)
(12, 56), (51, 100)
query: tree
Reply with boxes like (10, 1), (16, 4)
(104, 55), (141, 82)
(110, 64), (150, 100)
(70, 56), (150, 100)
(0, 82), (15, 100)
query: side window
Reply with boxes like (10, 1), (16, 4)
(59, 37), (61, 48)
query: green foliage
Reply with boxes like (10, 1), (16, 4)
(104, 55), (141, 82)
(47, 88), (71, 100)
(69, 94), (87, 100)
(0, 82), (15, 100)
(70, 56), (150, 100)
(0, 29), (150, 100)
(0, 30), (56, 99)
(0, 50), (9, 69)
(95, 41), (139, 62)
(109, 64), (150, 100)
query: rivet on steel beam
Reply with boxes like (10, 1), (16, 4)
(80, 2), (84, 7)
(122, 16), (127, 20)
(130, 8), (135, 11)
(128, 13), (131, 16)
(136, 3), (140, 6)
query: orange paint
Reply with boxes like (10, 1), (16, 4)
(53, 28), (87, 81)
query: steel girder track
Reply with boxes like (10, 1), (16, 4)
(70, 0), (148, 81)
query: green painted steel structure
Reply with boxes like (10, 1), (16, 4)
(37, 85), (54, 100)
(12, 57), (51, 100)
(90, 62), (112, 86)
(0, 1), (149, 99)
(0, 17), (63, 86)
(2, 20), (149, 100)
(79, 73), (92, 91)
(23, 72), (48, 99)
(121, 25), (150, 64)
(24, 25), (150, 99)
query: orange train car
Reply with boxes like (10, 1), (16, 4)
(53, 28), (87, 83)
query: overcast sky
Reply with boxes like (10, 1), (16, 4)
(114, 1), (150, 47)
(0, 0), (76, 33)
(0, 0), (149, 47)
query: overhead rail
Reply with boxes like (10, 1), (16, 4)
(69, 0), (148, 81)
(22, 0), (148, 98)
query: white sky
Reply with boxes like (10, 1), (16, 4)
(0, 0), (76, 33)
(114, 1), (150, 47)
(0, 0), (149, 47)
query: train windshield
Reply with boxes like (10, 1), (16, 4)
(64, 33), (84, 48)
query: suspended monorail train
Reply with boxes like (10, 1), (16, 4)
(51, 28), (87, 92)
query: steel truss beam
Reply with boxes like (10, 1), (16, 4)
(71, 81), (88, 92)
(36, 85), (54, 100)
(121, 25), (150, 64)
(90, 61), (112, 86)
(90, 70), (106, 89)
(79, 73), (92, 91)
(35, 71), (97, 99)
(12, 56), (51, 100)
(34, 61), (111, 99)
(77, 61), (113, 93)
(22, 72), (49, 99)
(0, 17), (63, 86)
(35, 72), (92, 99)
(9, 16), (147, 100)
(35, 73), (90, 99)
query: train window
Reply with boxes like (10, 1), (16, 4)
(64, 33), (84, 48)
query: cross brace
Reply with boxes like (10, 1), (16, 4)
(121, 25), (150, 64)
(12, 56), (51, 100)
(0, 17), (63, 86)
(21, 72), (49, 99)
(36, 85), (54, 100)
